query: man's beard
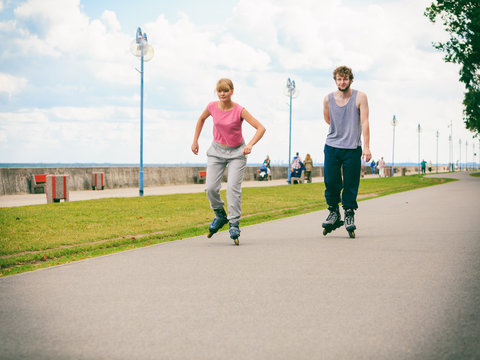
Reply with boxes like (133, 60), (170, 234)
(338, 83), (351, 92)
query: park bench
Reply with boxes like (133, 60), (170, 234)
(30, 174), (48, 193)
(193, 170), (207, 184)
(291, 170), (305, 184)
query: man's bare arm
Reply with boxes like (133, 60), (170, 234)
(358, 91), (372, 162)
(323, 95), (330, 125)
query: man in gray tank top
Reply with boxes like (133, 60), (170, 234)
(321, 66), (371, 238)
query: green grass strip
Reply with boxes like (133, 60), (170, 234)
(0, 175), (455, 276)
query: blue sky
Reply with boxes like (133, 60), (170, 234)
(0, 0), (477, 165)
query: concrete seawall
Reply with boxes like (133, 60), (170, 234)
(0, 165), (440, 195)
(0, 166), (300, 195)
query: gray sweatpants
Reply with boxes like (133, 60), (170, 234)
(206, 141), (247, 223)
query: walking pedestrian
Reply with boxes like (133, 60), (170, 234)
(191, 78), (266, 245)
(321, 66), (371, 238)
(378, 157), (386, 177)
(304, 153), (313, 183)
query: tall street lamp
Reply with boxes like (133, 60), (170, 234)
(130, 27), (154, 196)
(459, 139), (462, 171)
(448, 120), (453, 171)
(465, 140), (468, 170)
(391, 115), (398, 177)
(285, 78), (298, 184)
(417, 124), (422, 174)
(436, 130), (439, 173)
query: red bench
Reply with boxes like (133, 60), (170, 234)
(194, 170), (207, 184)
(30, 174), (48, 193)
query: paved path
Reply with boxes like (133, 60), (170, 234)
(0, 177), (318, 207)
(1, 172), (479, 359)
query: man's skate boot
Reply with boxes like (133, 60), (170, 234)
(344, 209), (356, 238)
(229, 222), (240, 246)
(207, 208), (228, 238)
(322, 206), (344, 236)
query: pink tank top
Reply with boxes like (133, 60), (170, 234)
(208, 101), (244, 147)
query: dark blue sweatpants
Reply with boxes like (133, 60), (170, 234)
(324, 144), (362, 210)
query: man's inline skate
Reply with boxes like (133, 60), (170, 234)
(322, 205), (344, 236)
(229, 222), (240, 246)
(207, 208), (228, 238)
(344, 209), (356, 238)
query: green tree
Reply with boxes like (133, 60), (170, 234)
(425, 0), (480, 135)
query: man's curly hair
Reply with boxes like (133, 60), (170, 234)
(333, 66), (354, 81)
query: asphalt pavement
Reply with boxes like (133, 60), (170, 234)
(0, 172), (479, 359)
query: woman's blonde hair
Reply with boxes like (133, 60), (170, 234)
(305, 153), (312, 161)
(216, 78), (234, 92)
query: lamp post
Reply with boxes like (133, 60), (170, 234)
(130, 27), (154, 196)
(448, 120), (453, 171)
(459, 139), (462, 171)
(465, 140), (468, 171)
(436, 130), (439, 173)
(391, 115), (398, 177)
(285, 78), (297, 184)
(474, 141), (478, 171)
(417, 124), (422, 174)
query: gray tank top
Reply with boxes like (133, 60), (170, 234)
(325, 90), (362, 149)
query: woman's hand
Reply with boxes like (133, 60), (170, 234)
(191, 141), (199, 155)
(243, 144), (252, 155)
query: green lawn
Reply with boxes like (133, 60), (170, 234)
(0, 175), (455, 276)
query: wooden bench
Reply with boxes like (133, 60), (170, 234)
(30, 174), (48, 193)
(193, 170), (207, 184)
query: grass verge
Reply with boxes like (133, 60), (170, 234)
(0, 175), (455, 276)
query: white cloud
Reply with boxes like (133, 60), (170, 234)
(0, 73), (28, 96)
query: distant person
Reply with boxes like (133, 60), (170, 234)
(428, 161), (432, 173)
(290, 152), (305, 184)
(378, 157), (386, 177)
(191, 78), (266, 245)
(304, 153), (313, 183)
(370, 160), (376, 175)
(263, 155), (272, 180)
(421, 159), (427, 174)
(321, 65), (371, 238)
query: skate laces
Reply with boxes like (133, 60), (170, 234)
(326, 209), (339, 222)
(345, 211), (354, 226)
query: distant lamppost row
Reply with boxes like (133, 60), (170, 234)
(285, 78), (297, 184)
(391, 115), (398, 177)
(130, 27), (154, 196)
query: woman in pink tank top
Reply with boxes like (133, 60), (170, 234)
(191, 78), (266, 245)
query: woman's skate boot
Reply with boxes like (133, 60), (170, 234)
(229, 221), (240, 246)
(322, 205), (344, 236)
(207, 208), (228, 238)
(344, 209), (356, 238)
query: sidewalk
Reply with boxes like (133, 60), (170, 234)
(1, 176), (323, 207)
(1, 172), (479, 359)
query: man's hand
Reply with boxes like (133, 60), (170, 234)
(362, 148), (372, 162)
